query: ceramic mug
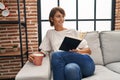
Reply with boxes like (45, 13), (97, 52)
(32, 53), (44, 66)
(2, 9), (10, 17)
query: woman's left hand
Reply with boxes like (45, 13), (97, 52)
(69, 48), (91, 55)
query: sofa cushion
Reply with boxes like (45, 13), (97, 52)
(51, 65), (120, 80)
(84, 31), (103, 65)
(100, 31), (120, 64)
(82, 65), (120, 80)
(106, 62), (120, 74)
(15, 55), (51, 80)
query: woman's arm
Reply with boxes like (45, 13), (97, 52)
(70, 48), (91, 55)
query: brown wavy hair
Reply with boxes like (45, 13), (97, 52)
(49, 7), (66, 26)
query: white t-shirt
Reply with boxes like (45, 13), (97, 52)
(39, 29), (88, 54)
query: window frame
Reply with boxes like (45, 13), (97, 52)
(37, 0), (116, 45)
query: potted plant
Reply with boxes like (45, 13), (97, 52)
(13, 45), (18, 52)
(0, 47), (6, 53)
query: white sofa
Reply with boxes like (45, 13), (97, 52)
(15, 31), (120, 80)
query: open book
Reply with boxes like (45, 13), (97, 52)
(59, 36), (82, 51)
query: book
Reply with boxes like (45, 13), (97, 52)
(59, 36), (82, 51)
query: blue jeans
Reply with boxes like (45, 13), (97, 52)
(51, 51), (95, 80)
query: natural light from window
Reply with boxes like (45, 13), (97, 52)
(40, 0), (112, 39)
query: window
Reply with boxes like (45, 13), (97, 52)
(37, 0), (116, 43)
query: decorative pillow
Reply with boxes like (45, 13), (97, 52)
(84, 31), (104, 65)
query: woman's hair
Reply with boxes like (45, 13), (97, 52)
(49, 7), (66, 26)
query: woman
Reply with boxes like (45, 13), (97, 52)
(29, 7), (95, 80)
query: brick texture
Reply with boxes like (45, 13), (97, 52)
(0, 0), (37, 79)
(115, 0), (120, 30)
(0, 56), (27, 79)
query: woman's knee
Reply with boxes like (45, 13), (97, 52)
(65, 63), (82, 80)
(65, 63), (80, 72)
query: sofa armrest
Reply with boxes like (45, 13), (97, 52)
(15, 55), (51, 80)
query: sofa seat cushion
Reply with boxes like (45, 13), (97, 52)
(106, 62), (120, 74)
(84, 31), (103, 65)
(51, 65), (120, 80)
(82, 65), (120, 80)
(15, 55), (51, 80)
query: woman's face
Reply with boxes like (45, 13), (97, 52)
(51, 11), (65, 27)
